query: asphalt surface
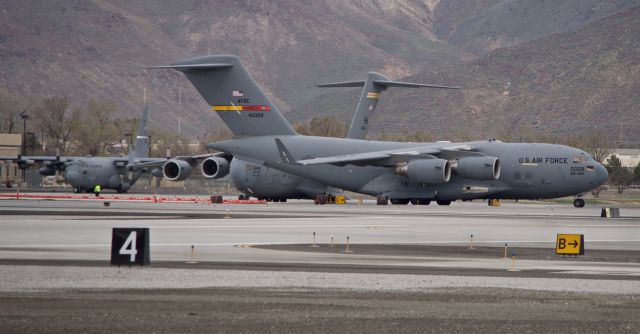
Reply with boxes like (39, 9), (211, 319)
(1, 197), (639, 332)
(2, 288), (638, 333)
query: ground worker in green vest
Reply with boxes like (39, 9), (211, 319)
(94, 184), (101, 197)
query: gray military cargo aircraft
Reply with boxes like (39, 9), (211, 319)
(1, 107), (191, 193)
(155, 54), (608, 207)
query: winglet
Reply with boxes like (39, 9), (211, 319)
(275, 138), (299, 164)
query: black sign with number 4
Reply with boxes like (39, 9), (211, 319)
(111, 228), (150, 266)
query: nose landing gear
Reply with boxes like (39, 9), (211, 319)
(573, 198), (585, 208)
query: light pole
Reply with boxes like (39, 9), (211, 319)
(20, 113), (29, 155)
(19, 112), (28, 188)
(26, 132), (35, 156)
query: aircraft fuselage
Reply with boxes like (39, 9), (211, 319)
(212, 136), (608, 201)
(64, 157), (141, 193)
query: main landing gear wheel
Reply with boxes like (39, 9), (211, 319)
(573, 198), (585, 208)
(390, 198), (410, 205)
(436, 200), (452, 206)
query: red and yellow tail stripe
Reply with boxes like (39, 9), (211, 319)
(212, 105), (271, 111)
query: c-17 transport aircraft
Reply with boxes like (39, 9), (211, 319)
(1, 108), (212, 193)
(155, 54), (608, 208)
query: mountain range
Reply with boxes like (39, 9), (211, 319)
(1, 0), (638, 143)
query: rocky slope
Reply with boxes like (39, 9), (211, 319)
(0, 0), (637, 142)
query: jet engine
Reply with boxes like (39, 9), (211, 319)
(162, 159), (193, 181)
(201, 157), (230, 179)
(453, 157), (501, 180)
(38, 166), (57, 176)
(396, 159), (451, 184)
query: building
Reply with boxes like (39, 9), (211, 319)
(0, 133), (21, 187)
(605, 149), (640, 168)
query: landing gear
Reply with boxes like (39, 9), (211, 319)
(573, 198), (585, 208)
(390, 198), (410, 205)
(436, 200), (452, 206)
(410, 199), (431, 205)
(376, 195), (389, 205)
(73, 187), (81, 193)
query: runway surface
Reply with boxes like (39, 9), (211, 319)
(1, 198), (639, 278)
(2, 197), (640, 332)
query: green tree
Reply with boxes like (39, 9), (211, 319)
(634, 161), (640, 183)
(605, 154), (628, 185)
(605, 154), (622, 169)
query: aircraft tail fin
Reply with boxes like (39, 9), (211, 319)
(319, 73), (459, 140)
(133, 106), (150, 158)
(151, 55), (296, 137)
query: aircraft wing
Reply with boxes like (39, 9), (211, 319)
(294, 152), (393, 165)
(277, 139), (482, 166)
(0, 155), (73, 166)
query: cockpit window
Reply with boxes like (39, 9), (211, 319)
(573, 156), (587, 163)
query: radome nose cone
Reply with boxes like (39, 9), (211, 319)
(595, 163), (608, 186)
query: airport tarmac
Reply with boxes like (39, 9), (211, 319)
(1, 197), (639, 332)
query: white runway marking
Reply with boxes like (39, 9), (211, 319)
(565, 225), (640, 227)
(3, 239), (639, 249)
(151, 224), (409, 229)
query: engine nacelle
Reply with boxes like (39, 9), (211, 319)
(162, 159), (193, 181)
(396, 159), (451, 184)
(201, 157), (230, 179)
(38, 166), (57, 176)
(453, 157), (501, 180)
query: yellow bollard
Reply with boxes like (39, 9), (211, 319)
(507, 253), (520, 272)
(186, 245), (198, 264)
(342, 236), (353, 253)
(468, 234), (475, 250)
(309, 232), (319, 248)
(358, 198), (363, 205)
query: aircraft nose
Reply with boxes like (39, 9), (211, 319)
(594, 163), (608, 186)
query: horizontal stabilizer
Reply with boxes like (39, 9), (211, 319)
(372, 80), (459, 89)
(318, 79), (459, 89)
(317, 80), (366, 88)
(148, 63), (233, 72)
